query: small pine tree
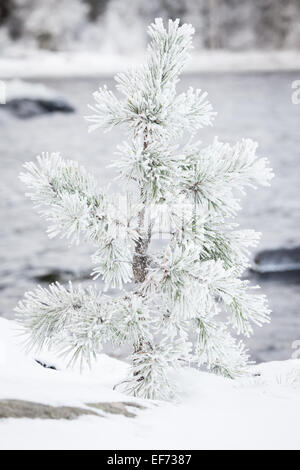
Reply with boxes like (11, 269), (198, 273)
(15, 19), (273, 400)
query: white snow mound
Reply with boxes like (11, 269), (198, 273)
(4, 79), (63, 102)
(0, 318), (300, 450)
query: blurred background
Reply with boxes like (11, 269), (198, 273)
(1, 0), (300, 52)
(0, 0), (299, 364)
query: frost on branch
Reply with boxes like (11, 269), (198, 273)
(15, 282), (114, 370)
(113, 140), (182, 203)
(181, 138), (274, 217)
(86, 19), (215, 138)
(19, 153), (136, 289)
(16, 18), (273, 400)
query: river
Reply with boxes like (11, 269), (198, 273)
(0, 71), (299, 363)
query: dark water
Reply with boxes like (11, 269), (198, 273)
(0, 72), (299, 363)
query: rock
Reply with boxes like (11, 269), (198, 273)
(35, 359), (58, 371)
(6, 98), (74, 118)
(29, 267), (91, 284)
(252, 247), (300, 275)
(3, 79), (74, 118)
(0, 399), (145, 420)
(31, 268), (75, 284)
(87, 401), (145, 418)
(0, 399), (98, 420)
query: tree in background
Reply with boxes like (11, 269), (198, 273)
(9, 0), (88, 49)
(0, 0), (12, 26)
(85, 0), (110, 22)
(16, 19), (273, 399)
(2, 0), (300, 51)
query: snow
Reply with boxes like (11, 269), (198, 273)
(3, 79), (65, 102)
(0, 318), (300, 450)
(0, 318), (130, 407)
(0, 49), (300, 80)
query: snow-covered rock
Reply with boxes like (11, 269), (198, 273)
(253, 247), (300, 274)
(1, 80), (74, 118)
(0, 317), (300, 450)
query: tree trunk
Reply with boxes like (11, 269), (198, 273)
(132, 131), (151, 380)
(132, 131), (150, 285)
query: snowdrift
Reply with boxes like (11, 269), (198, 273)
(0, 317), (300, 450)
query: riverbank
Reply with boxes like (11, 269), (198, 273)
(1, 49), (300, 79)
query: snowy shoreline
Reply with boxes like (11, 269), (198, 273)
(1, 50), (300, 79)
(1, 317), (300, 450)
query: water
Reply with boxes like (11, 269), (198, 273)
(0, 72), (299, 363)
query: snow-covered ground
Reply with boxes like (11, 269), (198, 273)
(1, 49), (300, 79)
(3, 79), (66, 102)
(0, 317), (300, 450)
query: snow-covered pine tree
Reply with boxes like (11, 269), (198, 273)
(15, 18), (273, 400)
